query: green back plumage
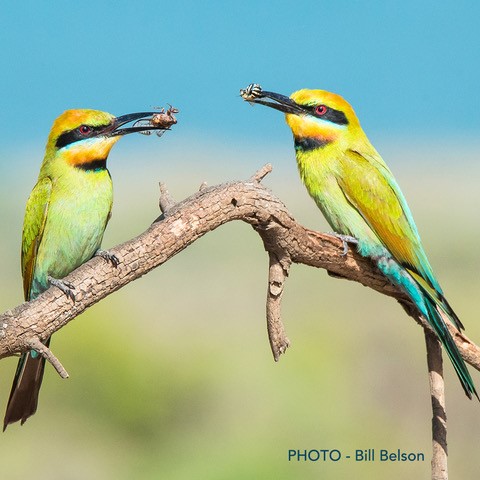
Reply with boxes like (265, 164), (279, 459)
(337, 149), (441, 291)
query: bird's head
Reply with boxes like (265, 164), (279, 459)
(241, 86), (366, 152)
(45, 109), (168, 168)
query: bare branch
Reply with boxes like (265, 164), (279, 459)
(425, 331), (448, 480)
(1, 164), (479, 383)
(250, 163), (272, 183)
(266, 252), (291, 361)
(158, 182), (176, 213)
(27, 338), (69, 379)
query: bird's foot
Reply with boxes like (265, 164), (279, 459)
(328, 232), (358, 256)
(47, 275), (75, 301)
(95, 249), (120, 267)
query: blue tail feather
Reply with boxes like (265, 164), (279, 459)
(423, 297), (477, 399)
(375, 252), (477, 399)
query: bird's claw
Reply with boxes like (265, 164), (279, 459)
(47, 275), (76, 301)
(95, 249), (120, 267)
(328, 233), (358, 256)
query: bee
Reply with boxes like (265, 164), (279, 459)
(240, 83), (263, 102)
(134, 105), (179, 136)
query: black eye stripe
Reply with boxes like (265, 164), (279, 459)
(55, 125), (108, 149)
(303, 105), (349, 126)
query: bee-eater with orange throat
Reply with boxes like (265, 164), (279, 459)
(241, 84), (476, 399)
(4, 109), (171, 429)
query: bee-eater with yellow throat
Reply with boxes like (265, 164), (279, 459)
(241, 84), (477, 399)
(4, 109), (170, 429)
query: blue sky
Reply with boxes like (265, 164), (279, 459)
(1, 0), (479, 153)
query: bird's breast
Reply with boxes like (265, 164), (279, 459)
(295, 148), (381, 251)
(31, 170), (113, 296)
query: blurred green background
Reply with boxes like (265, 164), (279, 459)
(1, 2), (480, 479)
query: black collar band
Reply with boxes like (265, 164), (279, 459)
(75, 158), (107, 172)
(295, 137), (330, 152)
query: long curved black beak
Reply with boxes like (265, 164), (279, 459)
(240, 85), (304, 115)
(107, 112), (167, 136)
(253, 91), (304, 115)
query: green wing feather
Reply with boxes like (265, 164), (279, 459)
(337, 150), (438, 287)
(336, 150), (462, 329)
(21, 177), (52, 301)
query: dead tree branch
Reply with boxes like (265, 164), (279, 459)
(425, 331), (448, 480)
(0, 164), (479, 375)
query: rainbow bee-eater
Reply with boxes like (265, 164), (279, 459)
(4, 109), (171, 429)
(240, 84), (477, 399)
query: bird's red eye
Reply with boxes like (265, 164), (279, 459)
(315, 105), (328, 116)
(79, 125), (92, 135)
